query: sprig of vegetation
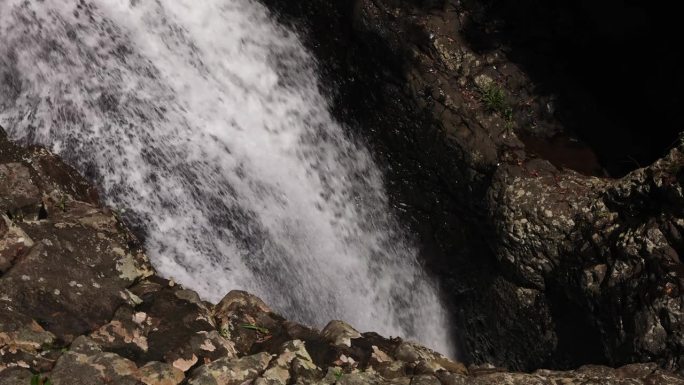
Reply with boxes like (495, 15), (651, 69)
(479, 84), (515, 128)
(30, 374), (53, 385)
(239, 323), (269, 334)
(219, 326), (230, 338)
(481, 84), (507, 112)
(57, 194), (67, 212)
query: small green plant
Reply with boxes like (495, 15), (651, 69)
(479, 84), (516, 129)
(57, 194), (67, 212)
(239, 323), (269, 334)
(333, 369), (344, 381)
(480, 84), (507, 113)
(219, 326), (230, 338)
(30, 374), (53, 385)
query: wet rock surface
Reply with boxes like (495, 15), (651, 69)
(2, 126), (682, 383)
(258, 0), (684, 373)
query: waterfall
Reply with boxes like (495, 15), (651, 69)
(0, 0), (454, 356)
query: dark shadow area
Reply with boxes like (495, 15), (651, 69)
(545, 279), (608, 369)
(459, 0), (683, 177)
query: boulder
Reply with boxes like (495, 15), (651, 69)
(321, 321), (362, 348)
(187, 352), (272, 385)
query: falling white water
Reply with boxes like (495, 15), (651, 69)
(0, 0), (453, 355)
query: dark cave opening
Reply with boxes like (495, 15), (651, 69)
(460, 0), (683, 177)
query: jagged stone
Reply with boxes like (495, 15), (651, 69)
(0, 200), (153, 343)
(70, 335), (103, 354)
(187, 352), (272, 385)
(138, 361), (185, 385)
(394, 342), (466, 375)
(0, 367), (34, 385)
(0, 163), (41, 213)
(367, 343), (405, 379)
(87, 279), (237, 368)
(0, 214), (34, 273)
(0, 346), (56, 373)
(0, 308), (58, 372)
(410, 374), (440, 385)
(213, 290), (282, 355)
(322, 321), (362, 348)
(139, 282), (235, 366)
(89, 305), (150, 358)
(434, 371), (467, 385)
(215, 290), (272, 318)
(285, 340), (322, 381)
(373, 360), (406, 380)
(255, 340), (323, 385)
(0, 311), (56, 352)
(466, 364), (684, 385)
(49, 337), (142, 385)
(335, 370), (383, 385)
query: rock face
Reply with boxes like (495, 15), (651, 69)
(2, 126), (683, 383)
(257, 0), (684, 373)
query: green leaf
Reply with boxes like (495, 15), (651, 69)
(29, 374), (52, 385)
(239, 323), (269, 334)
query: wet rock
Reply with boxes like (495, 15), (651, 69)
(255, 340), (322, 385)
(394, 342), (466, 375)
(410, 374), (440, 385)
(322, 321), (362, 348)
(0, 308), (58, 372)
(138, 282), (235, 367)
(138, 361), (185, 385)
(0, 203), (152, 342)
(49, 337), (142, 385)
(89, 305), (150, 359)
(0, 163), (41, 213)
(0, 214), (34, 273)
(213, 290), (283, 355)
(0, 136), (154, 344)
(0, 315), (55, 352)
(187, 351), (272, 385)
(373, 359), (406, 380)
(434, 371), (467, 385)
(335, 370), (383, 385)
(89, 279), (236, 368)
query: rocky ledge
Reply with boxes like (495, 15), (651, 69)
(257, 0), (684, 372)
(2, 127), (683, 384)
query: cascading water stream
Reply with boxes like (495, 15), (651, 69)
(0, 0), (454, 355)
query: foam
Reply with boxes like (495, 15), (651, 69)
(0, 0), (454, 356)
